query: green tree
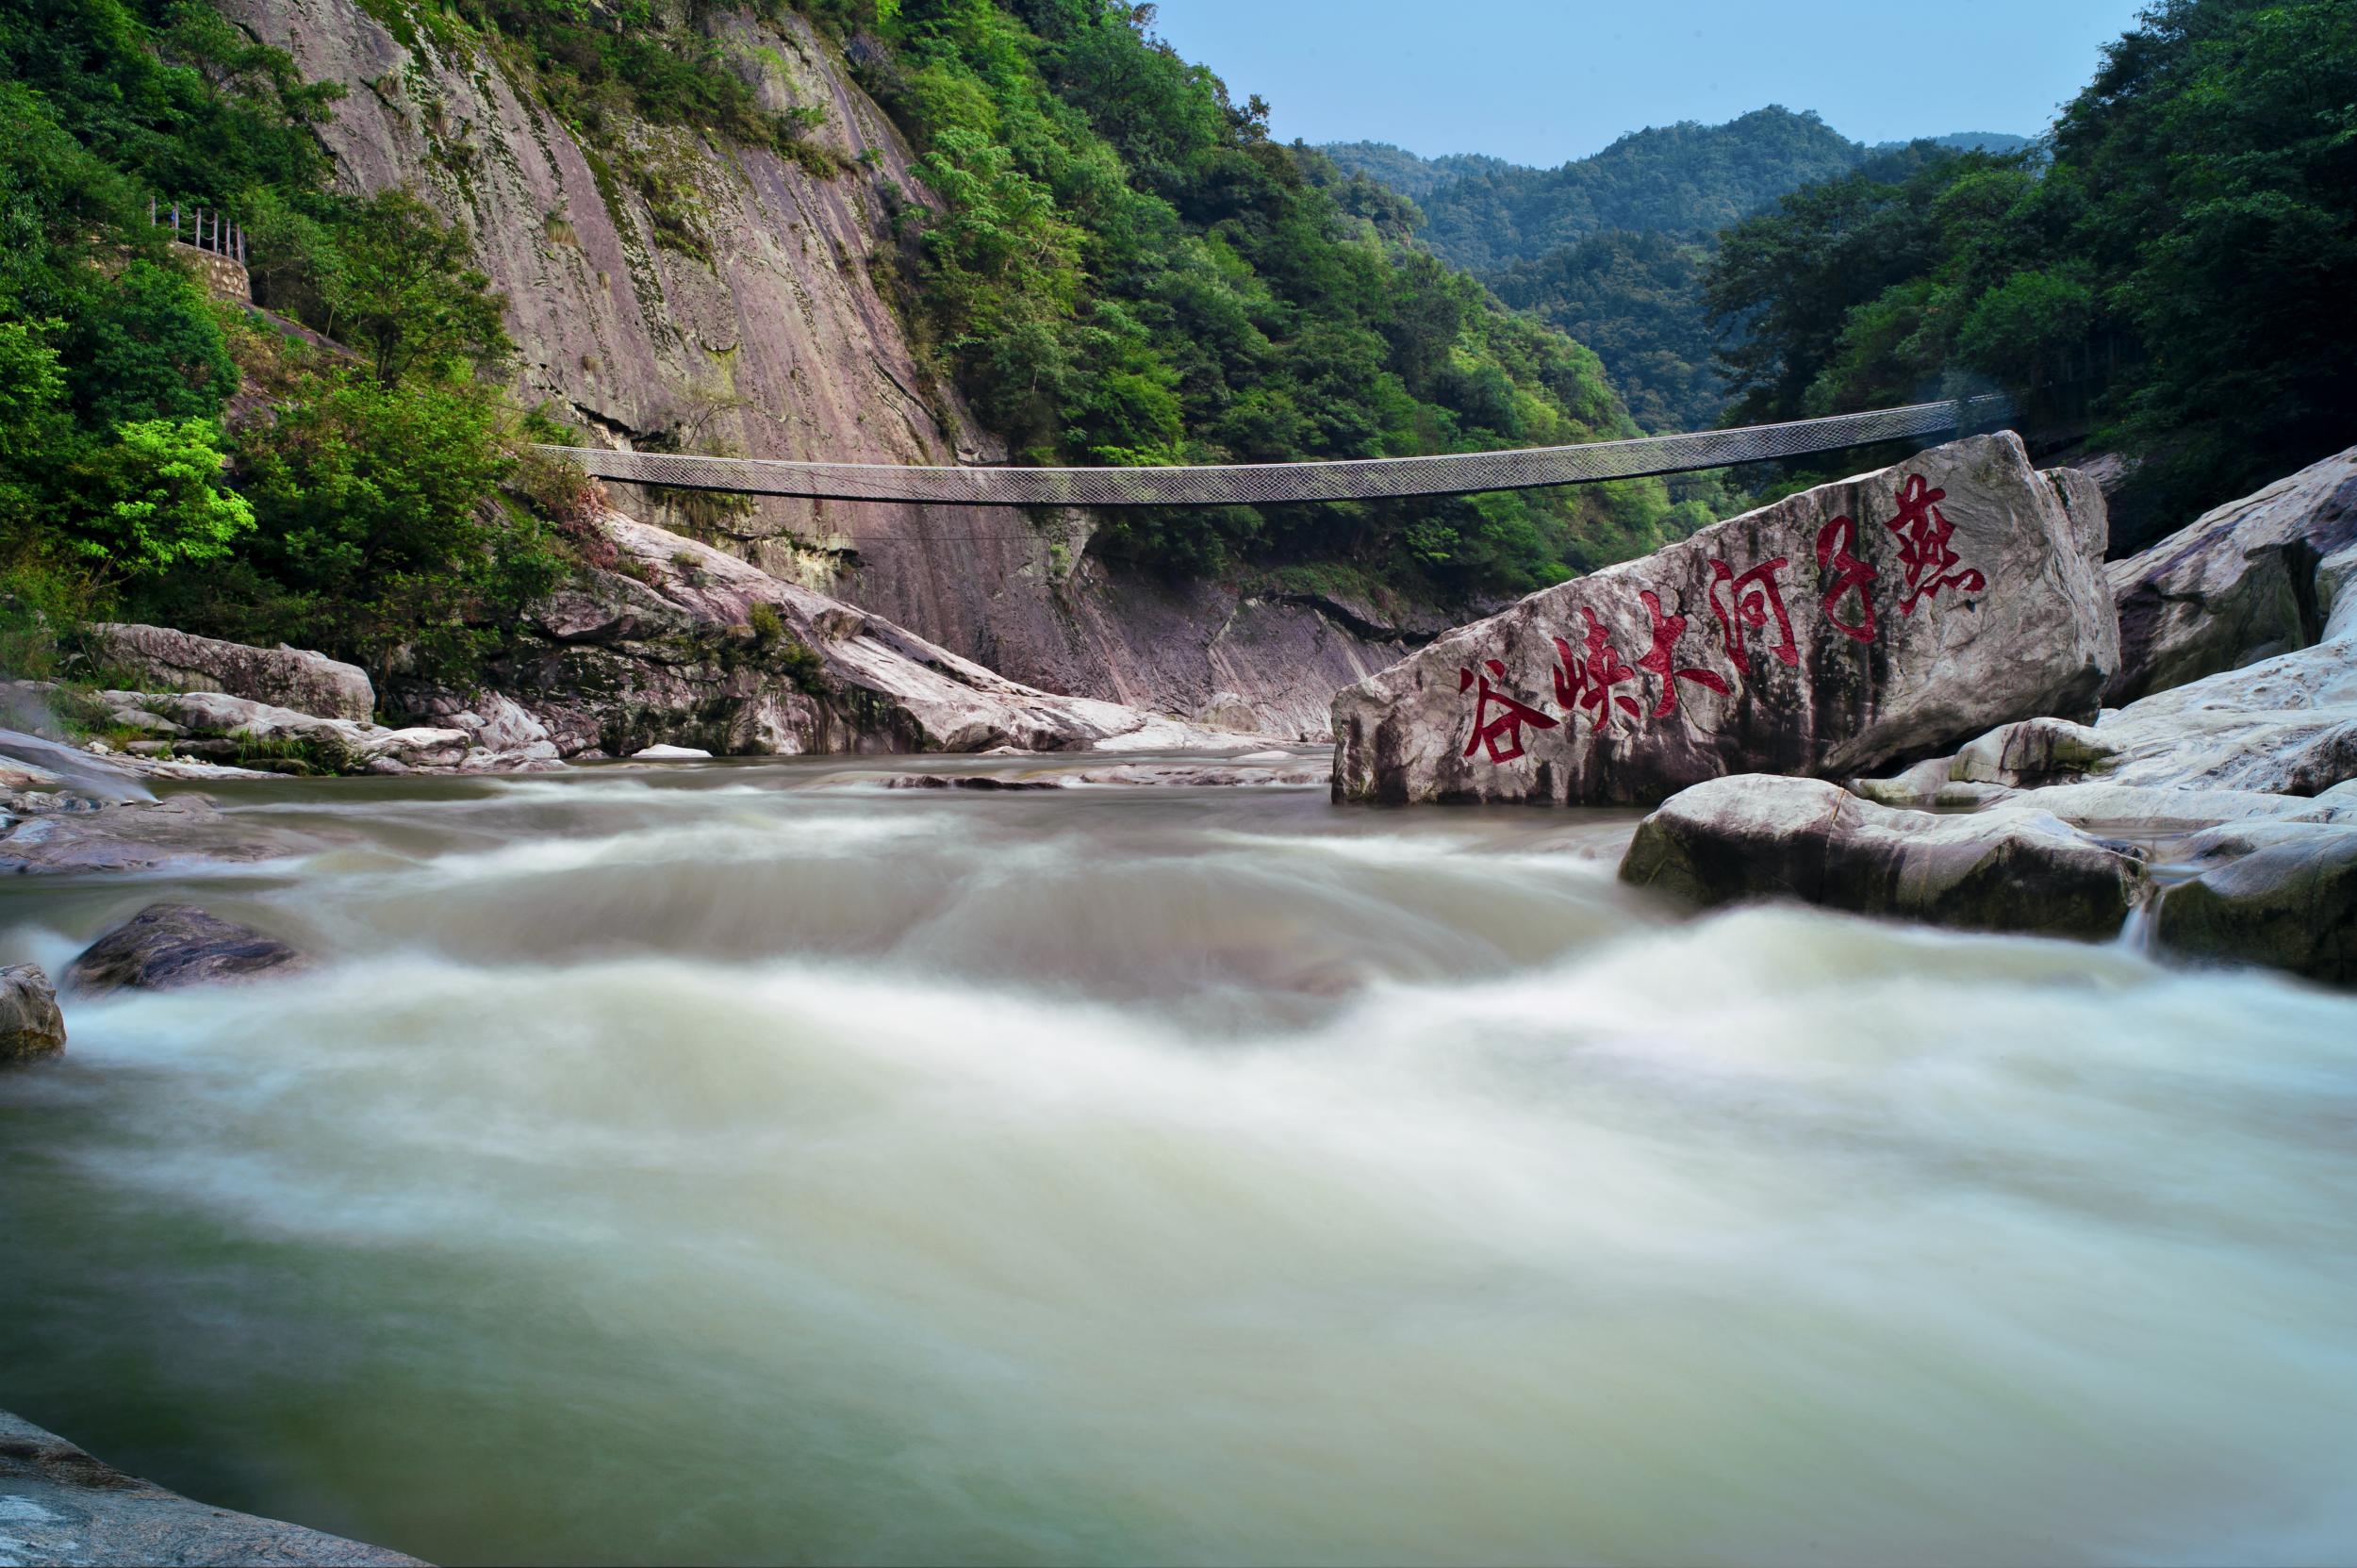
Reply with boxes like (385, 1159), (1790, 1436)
(74, 417), (254, 576)
(66, 260), (238, 428)
(322, 190), (511, 387)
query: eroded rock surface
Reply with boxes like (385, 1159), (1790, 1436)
(0, 965), (64, 1064)
(494, 511), (1269, 757)
(1619, 776), (2146, 939)
(66, 902), (307, 995)
(85, 622), (376, 722)
(1335, 434), (2118, 805)
(0, 1408), (422, 1566)
(2106, 444), (2357, 704)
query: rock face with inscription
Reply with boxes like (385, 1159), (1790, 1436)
(1331, 433), (2118, 805)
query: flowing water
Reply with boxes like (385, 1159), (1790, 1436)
(3, 755), (2355, 1566)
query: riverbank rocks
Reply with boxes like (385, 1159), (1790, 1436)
(2106, 443), (2357, 704)
(1333, 433), (2118, 805)
(1619, 775), (2148, 939)
(0, 965), (64, 1063)
(0, 1408), (423, 1566)
(85, 621), (376, 721)
(494, 509), (1274, 758)
(95, 688), (485, 775)
(66, 902), (306, 993)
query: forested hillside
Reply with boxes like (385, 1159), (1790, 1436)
(1326, 109), (2017, 432)
(1706, 0), (2354, 548)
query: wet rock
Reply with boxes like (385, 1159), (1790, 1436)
(0, 964), (64, 1064)
(631, 743), (714, 760)
(0, 1407), (422, 1565)
(0, 795), (319, 875)
(85, 621), (376, 721)
(1335, 434), (2119, 806)
(2153, 821), (2357, 985)
(2106, 445), (2357, 704)
(66, 902), (306, 994)
(1619, 775), (2147, 940)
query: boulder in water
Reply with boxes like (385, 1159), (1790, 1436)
(67, 902), (306, 994)
(0, 964), (64, 1064)
(0, 795), (321, 876)
(2153, 821), (2357, 985)
(1619, 774), (2148, 940)
(1334, 433), (2119, 806)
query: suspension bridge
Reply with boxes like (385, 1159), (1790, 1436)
(539, 395), (2013, 508)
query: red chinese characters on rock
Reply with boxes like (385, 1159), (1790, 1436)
(1458, 468), (1997, 765)
(1634, 589), (1730, 718)
(1883, 472), (1986, 613)
(1459, 659), (1558, 764)
(1707, 556), (1799, 676)
(1815, 515), (1880, 644)
(1550, 607), (1643, 728)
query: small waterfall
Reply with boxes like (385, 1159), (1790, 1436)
(2117, 883), (2169, 955)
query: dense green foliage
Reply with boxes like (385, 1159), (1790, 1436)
(1706, 0), (2357, 547)
(1489, 232), (1722, 433)
(1315, 141), (1508, 203)
(825, 0), (1707, 589)
(0, 0), (569, 683)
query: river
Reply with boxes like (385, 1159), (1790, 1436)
(3, 754), (2354, 1565)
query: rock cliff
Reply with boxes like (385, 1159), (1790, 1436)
(220, 0), (1405, 738)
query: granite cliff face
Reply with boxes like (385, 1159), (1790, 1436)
(222, 0), (1405, 738)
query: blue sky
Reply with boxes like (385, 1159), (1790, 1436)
(1149, 0), (2151, 166)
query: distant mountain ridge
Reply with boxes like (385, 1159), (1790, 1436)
(1322, 110), (2030, 272)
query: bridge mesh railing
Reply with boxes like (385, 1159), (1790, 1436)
(540, 395), (2013, 507)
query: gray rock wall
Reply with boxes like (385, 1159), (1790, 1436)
(222, 0), (1398, 738)
(1333, 433), (2119, 805)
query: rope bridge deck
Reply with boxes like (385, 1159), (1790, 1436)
(541, 395), (2013, 508)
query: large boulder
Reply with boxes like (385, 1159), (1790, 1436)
(0, 964), (64, 1064)
(1619, 775), (2148, 940)
(85, 622), (375, 721)
(66, 902), (306, 994)
(2106, 444), (2357, 704)
(1333, 433), (2119, 805)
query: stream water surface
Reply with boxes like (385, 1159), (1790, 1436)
(3, 755), (2355, 1566)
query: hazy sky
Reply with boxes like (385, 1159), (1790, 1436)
(1149, 0), (2150, 166)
